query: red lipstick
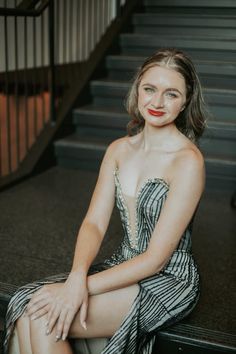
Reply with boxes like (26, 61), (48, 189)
(148, 109), (165, 117)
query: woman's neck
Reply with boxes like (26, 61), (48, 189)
(141, 123), (181, 152)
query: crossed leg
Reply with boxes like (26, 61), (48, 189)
(15, 282), (140, 354)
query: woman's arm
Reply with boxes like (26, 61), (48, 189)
(26, 139), (121, 336)
(87, 149), (205, 296)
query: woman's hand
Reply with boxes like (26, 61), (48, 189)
(46, 272), (88, 341)
(26, 272), (88, 341)
(26, 283), (61, 320)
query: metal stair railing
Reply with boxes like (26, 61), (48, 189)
(0, 0), (131, 190)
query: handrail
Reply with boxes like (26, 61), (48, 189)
(0, 0), (49, 17)
(0, 0), (133, 188)
(0, 0), (54, 182)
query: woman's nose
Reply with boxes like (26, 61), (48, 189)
(151, 93), (164, 108)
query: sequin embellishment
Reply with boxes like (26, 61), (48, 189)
(114, 167), (169, 250)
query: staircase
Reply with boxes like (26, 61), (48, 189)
(54, 0), (236, 192)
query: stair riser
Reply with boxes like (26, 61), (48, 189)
(144, 0), (236, 15)
(75, 127), (125, 139)
(73, 131), (236, 161)
(106, 56), (236, 75)
(121, 47), (236, 62)
(205, 160), (236, 178)
(200, 138), (236, 159)
(91, 96), (236, 123)
(133, 26), (236, 38)
(144, 0), (236, 8)
(91, 84), (236, 105)
(209, 106), (235, 122)
(133, 15), (236, 28)
(119, 35), (236, 61)
(106, 56), (236, 90)
(145, 7), (236, 15)
(120, 34), (236, 49)
(108, 71), (236, 90)
(74, 111), (236, 138)
(55, 145), (236, 181)
(73, 128), (236, 161)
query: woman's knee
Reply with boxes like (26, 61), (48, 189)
(15, 312), (29, 330)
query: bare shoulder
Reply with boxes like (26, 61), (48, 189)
(105, 135), (134, 161)
(171, 142), (205, 191)
(177, 144), (204, 171)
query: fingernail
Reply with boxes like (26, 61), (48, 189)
(31, 316), (36, 321)
(46, 329), (50, 335)
(82, 322), (87, 331)
(45, 321), (49, 326)
(55, 335), (60, 342)
(62, 334), (66, 341)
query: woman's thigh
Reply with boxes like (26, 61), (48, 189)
(69, 284), (140, 339)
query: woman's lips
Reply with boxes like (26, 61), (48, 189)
(147, 109), (165, 117)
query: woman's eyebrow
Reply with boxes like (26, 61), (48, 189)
(165, 88), (183, 95)
(141, 83), (156, 88)
(141, 83), (183, 95)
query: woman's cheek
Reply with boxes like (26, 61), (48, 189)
(166, 100), (182, 114)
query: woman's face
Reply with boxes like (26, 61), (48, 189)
(138, 65), (187, 128)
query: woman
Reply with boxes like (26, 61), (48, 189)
(4, 48), (207, 354)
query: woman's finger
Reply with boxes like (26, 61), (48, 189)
(62, 309), (75, 341)
(79, 300), (88, 331)
(27, 292), (47, 311)
(55, 308), (68, 341)
(30, 305), (50, 321)
(27, 298), (51, 317)
(27, 286), (52, 312)
(46, 303), (60, 335)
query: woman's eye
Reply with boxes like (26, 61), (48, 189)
(166, 92), (178, 98)
(144, 87), (154, 93)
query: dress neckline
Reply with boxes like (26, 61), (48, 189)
(114, 166), (169, 250)
(114, 166), (169, 200)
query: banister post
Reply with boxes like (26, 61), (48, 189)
(48, 0), (56, 124)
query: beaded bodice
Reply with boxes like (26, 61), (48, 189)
(111, 167), (192, 262)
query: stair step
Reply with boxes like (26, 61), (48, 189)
(144, 0), (236, 8)
(73, 105), (128, 137)
(73, 105), (236, 136)
(54, 135), (112, 171)
(154, 323), (236, 353)
(120, 34), (236, 61)
(133, 13), (236, 38)
(205, 156), (236, 189)
(144, 0), (236, 15)
(90, 80), (236, 122)
(106, 55), (236, 89)
(73, 105), (236, 159)
(55, 134), (236, 186)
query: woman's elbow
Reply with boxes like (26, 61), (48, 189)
(144, 250), (168, 276)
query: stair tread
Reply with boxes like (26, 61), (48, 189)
(159, 323), (236, 350)
(55, 134), (111, 150)
(144, 0), (236, 8)
(134, 13), (236, 20)
(56, 134), (236, 163)
(74, 105), (126, 117)
(133, 13), (236, 29)
(120, 33), (236, 52)
(91, 79), (236, 95)
(74, 104), (236, 128)
(121, 32), (236, 41)
(107, 54), (236, 69)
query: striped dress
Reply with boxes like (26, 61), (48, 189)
(4, 167), (200, 354)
